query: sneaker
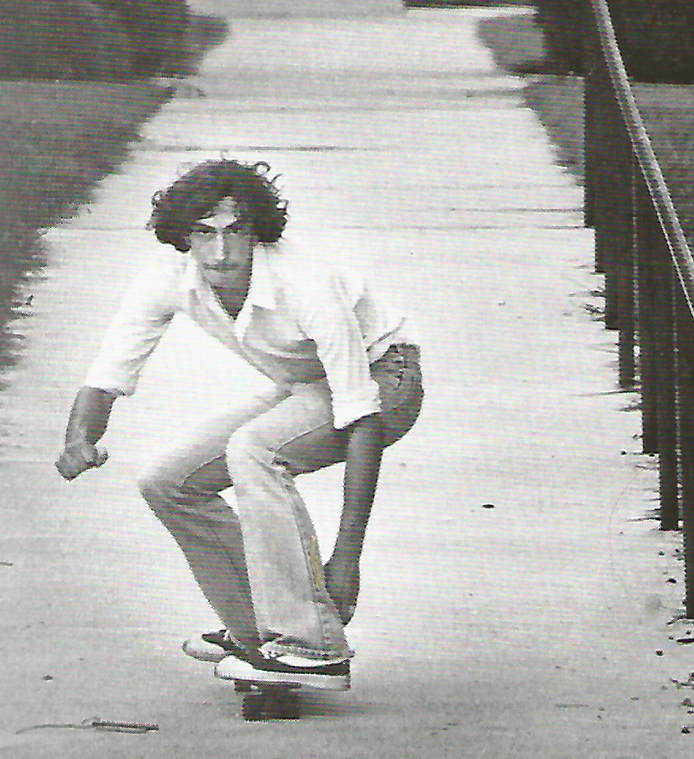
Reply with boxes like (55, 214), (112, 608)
(214, 650), (350, 691)
(182, 629), (251, 663)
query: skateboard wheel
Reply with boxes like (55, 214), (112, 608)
(276, 695), (300, 720)
(272, 692), (300, 720)
(240, 691), (301, 721)
(242, 694), (266, 721)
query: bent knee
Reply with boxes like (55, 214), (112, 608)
(138, 455), (233, 511)
(136, 462), (169, 504)
(225, 427), (272, 468)
(136, 453), (188, 504)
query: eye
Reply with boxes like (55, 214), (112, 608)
(224, 220), (246, 235)
(190, 223), (216, 236)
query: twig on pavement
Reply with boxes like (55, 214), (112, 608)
(16, 715), (159, 735)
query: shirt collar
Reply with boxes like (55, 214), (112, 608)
(246, 245), (276, 309)
(179, 245), (276, 310)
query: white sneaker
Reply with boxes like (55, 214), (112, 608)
(182, 629), (249, 663)
(214, 651), (350, 691)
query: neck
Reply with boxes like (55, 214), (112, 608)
(210, 258), (253, 318)
(213, 276), (250, 302)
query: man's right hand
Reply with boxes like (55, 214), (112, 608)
(55, 439), (109, 481)
(57, 387), (116, 480)
(323, 557), (360, 626)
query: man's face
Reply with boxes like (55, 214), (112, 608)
(187, 198), (255, 288)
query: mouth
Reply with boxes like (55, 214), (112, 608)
(205, 264), (236, 272)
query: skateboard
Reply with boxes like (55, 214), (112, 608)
(232, 679), (303, 721)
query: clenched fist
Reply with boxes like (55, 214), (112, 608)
(55, 439), (108, 481)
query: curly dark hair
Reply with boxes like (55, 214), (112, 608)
(149, 159), (289, 252)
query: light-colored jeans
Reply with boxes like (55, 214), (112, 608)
(138, 344), (423, 661)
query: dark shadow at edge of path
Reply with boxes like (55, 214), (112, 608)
(476, 12), (585, 181)
(0, 12), (231, 392)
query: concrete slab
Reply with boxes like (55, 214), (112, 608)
(1, 6), (691, 757)
(188, 0), (404, 17)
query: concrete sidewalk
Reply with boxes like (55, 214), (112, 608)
(2, 6), (692, 757)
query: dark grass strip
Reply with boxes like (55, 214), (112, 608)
(477, 11), (694, 247)
(0, 81), (170, 379)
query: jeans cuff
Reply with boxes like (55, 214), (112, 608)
(260, 637), (354, 662)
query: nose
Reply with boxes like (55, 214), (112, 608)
(210, 231), (226, 263)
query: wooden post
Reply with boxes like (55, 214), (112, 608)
(583, 73), (596, 230)
(587, 63), (611, 278)
(652, 238), (679, 531)
(633, 167), (658, 453)
(582, 0), (634, 382)
(615, 130), (636, 389)
(590, 61), (628, 331)
(676, 284), (694, 612)
(582, 0), (598, 230)
(590, 87), (634, 381)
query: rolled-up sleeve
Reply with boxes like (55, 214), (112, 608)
(294, 270), (381, 429)
(84, 259), (179, 395)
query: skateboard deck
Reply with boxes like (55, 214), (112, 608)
(232, 679), (303, 721)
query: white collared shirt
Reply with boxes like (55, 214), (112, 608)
(85, 240), (408, 429)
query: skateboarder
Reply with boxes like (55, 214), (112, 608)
(55, 158), (423, 690)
